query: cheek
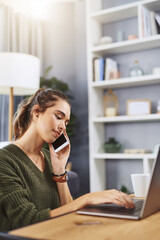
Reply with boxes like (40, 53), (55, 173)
(38, 115), (57, 130)
(37, 120), (47, 134)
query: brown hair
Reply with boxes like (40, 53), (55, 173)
(13, 88), (71, 140)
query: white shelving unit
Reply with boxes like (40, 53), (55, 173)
(86, 0), (160, 192)
(92, 74), (160, 89)
(91, 35), (160, 55)
(93, 114), (160, 123)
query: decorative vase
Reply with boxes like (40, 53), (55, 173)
(104, 137), (121, 153)
(129, 60), (144, 77)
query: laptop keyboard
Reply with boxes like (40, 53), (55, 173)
(132, 199), (144, 215)
(86, 199), (144, 216)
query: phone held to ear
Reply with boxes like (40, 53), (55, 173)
(52, 133), (69, 153)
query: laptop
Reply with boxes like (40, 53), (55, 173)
(77, 148), (160, 220)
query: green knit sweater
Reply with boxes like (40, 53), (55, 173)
(0, 144), (60, 232)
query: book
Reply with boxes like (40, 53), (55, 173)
(141, 6), (160, 37)
(105, 58), (117, 80)
(142, 6), (152, 37)
(155, 13), (160, 34)
(155, 13), (160, 26)
(150, 11), (158, 35)
(93, 58), (99, 82)
(99, 58), (105, 81)
(93, 58), (105, 81)
(141, 6), (145, 37)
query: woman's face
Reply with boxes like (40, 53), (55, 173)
(35, 99), (71, 143)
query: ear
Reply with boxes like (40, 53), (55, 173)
(32, 105), (41, 120)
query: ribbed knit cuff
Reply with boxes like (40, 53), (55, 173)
(38, 208), (51, 222)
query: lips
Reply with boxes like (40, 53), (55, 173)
(53, 130), (61, 138)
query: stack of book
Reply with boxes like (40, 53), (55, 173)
(93, 57), (118, 82)
(141, 6), (160, 37)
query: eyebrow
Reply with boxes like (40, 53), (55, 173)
(55, 110), (70, 123)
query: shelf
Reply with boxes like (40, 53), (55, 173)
(143, 0), (160, 11)
(92, 74), (160, 89)
(91, 35), (160, 55)
(93, 114), (160, 123)
(94, 153), (156, 160)
(90, 2), (138, 24)
(90, 0), (160, 24)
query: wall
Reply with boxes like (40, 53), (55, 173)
(71, 2), (89, 195)
(43, 1), (89, 196)
(43, 3), (75, 90)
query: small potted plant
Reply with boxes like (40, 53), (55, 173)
(104, 137), (121, 153)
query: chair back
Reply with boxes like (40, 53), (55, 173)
(0, 142), (10, 148)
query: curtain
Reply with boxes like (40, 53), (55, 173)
(0, 4), (44, 141)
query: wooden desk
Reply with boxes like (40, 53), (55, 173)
(10, 211), (160, 240)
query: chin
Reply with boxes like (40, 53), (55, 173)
(46, 137), (56, 144)
(44, 132), (57, 143)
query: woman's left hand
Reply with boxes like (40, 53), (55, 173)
(48, 132), (71, 175)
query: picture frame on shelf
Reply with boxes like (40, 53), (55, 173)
(127, 99), (151, 116)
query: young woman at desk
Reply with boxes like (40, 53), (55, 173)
(0, 88), (134, 231)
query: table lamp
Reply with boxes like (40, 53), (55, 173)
(0, 52), (40, 141)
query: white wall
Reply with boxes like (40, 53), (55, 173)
(0, 0), (31, 13)
(43, 3), (76, 90)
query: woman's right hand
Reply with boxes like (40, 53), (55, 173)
(50, 189), (135, 218)
(48, 132), (70, 175)
(75, 189), (135, 210)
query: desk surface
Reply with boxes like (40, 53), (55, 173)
(10, 211), (160, 240)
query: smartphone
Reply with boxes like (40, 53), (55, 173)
(52, 133), (69, 153)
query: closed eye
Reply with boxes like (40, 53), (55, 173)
(55, 114), (61, 120)
(54, 110), (70, 126)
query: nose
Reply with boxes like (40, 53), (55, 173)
(58, 121), (66, 132)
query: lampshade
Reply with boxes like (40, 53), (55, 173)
(0, 52), (40, 140)
(0, 52), (40, 95)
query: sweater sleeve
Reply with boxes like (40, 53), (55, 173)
(0, 156), (51, 231)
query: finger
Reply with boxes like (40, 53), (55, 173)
(48, 143), (53, 151)
(48, 143), (57, 156)
(116, 192), (130, 208)
(111, 190), (134, 209)
(63, 131), (70, 142)
(104, 192), (127, 207)
(63, 130), (67, 137)
(119, 192), (135, 207)
(113, 194), (127, 207)
(110, 196), (132, 209)
(111, 198), (125, 207)
(118, 192), (135, 208)
(120, 197), (132, 208)
(58, 144), (70, 154)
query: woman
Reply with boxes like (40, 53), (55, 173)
(0, 88), (134, 231)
